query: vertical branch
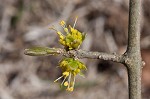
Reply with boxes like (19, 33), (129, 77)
(125, 0), (142, 99)
(127, 0), (141, 53)
(127, 65), (142, 99)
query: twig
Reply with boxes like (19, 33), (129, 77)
(66, 50), (123, 63)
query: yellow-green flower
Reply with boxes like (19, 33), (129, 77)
(50, 17), (86, 51)
(54, 58), (87, 92)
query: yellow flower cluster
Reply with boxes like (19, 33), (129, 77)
(54, 58), (87, 92)
(50, 17), (86, 50)
(50, 17), (87, 92)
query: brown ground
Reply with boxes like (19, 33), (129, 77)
(0, 0), (150, 99)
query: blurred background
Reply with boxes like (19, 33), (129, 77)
(0, 0), (150, 99)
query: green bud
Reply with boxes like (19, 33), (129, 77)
(24, 47), (62, 56)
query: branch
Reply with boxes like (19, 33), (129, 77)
(66, 49), (123, 63)
(127, 0), (141, 54)
(24, 47), (123, 63)
(125, 0), (142, 99)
